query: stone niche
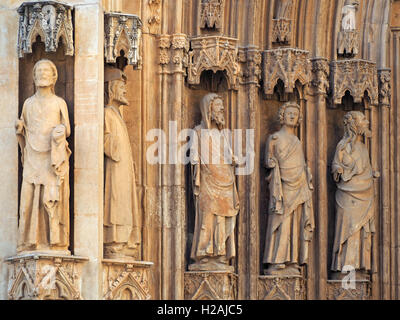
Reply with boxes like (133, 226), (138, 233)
(7, 254), (87, 300)
(184, 271), (238, 300)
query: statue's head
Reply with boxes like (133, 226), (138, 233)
(33, 59), (58, 93)
(344, 0), (359, 7)
(343, 111), (371, 139)
(200, 93), (225, 129)
(278, 101), (302, 127)
(104, 66), (128, 107)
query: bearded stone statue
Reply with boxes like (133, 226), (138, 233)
(16, 59), (71, 254)
(331, 111), (376, 276)
(189, 93), (240, 272)
(103, 66), (141, 260)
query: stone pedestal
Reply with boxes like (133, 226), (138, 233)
(102, 259), (153, 300)
(258, 276), (305, 300)
(337, 30), (359, 58)
(6, 253), (88, 300)
(327, 280), (371, 300)
(184, 271), (238, 300)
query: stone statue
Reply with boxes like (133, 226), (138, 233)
(276, 0), (292, 19)
(341, 0), (359, 31)
(189, 93), (240, 272)
(263, 102), (314, 276)
(16, 59), (71, 254)
(331, 111), (376, 276)
(104, 66), (141, 260)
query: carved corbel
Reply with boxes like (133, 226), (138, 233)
(17, 1), (74, 58)
(310, 57), (330, 97)
(187, 36), (239, 90)
(199, 0), (225, 30)
(105, 13), (143, 69)
(159, 34), (190, 75)
(262, 48), (311, 97)
(330, 59), (379, 106)
(378, 69), (391, 107)
(239, 47), (262, 86)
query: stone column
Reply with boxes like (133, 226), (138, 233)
(310, 57), (329, 299)
(378, 68), (391, 299)
(73, 2), (104, 300)
(0, 5), (19, 300)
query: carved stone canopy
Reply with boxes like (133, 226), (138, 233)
(263, 48), (311, 96)
(187, 36), (239, 90)
(272, 19), (292, 45)
(200, 0), (225, 30)
(17, 1), (74, 58)
(331, 59), (379, 106)
(105, 13), (143, 69)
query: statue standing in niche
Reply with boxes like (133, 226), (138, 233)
(16, 59), (71, 253)
(189, 93), (240, 272)
(263, 102), (314, 276)
(104, 66), (141, 260)
(341, 0), (359, 31)
(331, 111), (376, 276)
(276, 0), (292, 19)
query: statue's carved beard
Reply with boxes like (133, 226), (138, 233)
(212, 113), (225, 129)
(111, 93), (129, 106)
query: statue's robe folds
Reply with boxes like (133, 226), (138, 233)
(17, 94), (71, 252)
(190, 125), (240, 262)
(331, 140), (375, 272)
(342, 4), (357, 30)
(263, 131), (314, 266)
(104, 106), (141, 252)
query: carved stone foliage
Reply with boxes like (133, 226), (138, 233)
(7, 254), (87, 300)
(327, 281), (370, 300)
(338, 30), (359, 58)
(147, 0), (162, 34)
(17, 1), (74, 58)
(272, 19), (292, 45)
(184, 272), (237, 300)
(159, 34), (190, 75)
(238, 47), (262, 85)
(263, 48), (311, 96)
(200, 0), (225, 30)
(188, 36), (239, 90)
(310, 57), (330, 96)
(103, 260), (153, 300)
(258, 276), (305, 300)
(105, 13), (142, 69)
(331, 59), (379, 105)
(378, 69), (391, 107)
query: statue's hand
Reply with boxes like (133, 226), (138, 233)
(15, 119), (24, 134)
(53, 125), (66, 142)
(373, 170), (381, 179)
(267, 158), (276, 168)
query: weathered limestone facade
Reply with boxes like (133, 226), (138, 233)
(0, 0), (399, 300)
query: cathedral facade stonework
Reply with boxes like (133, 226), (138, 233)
(0, 0), (399, 300)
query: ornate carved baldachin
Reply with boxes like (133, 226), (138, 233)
(263, 48), (311, 96)
(199, 0), (225, 30)
(105, 13), (142, 69)
(187, 36), (239, 90)
(17, 1), (74, 58)
(330, 59), (379, 105)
